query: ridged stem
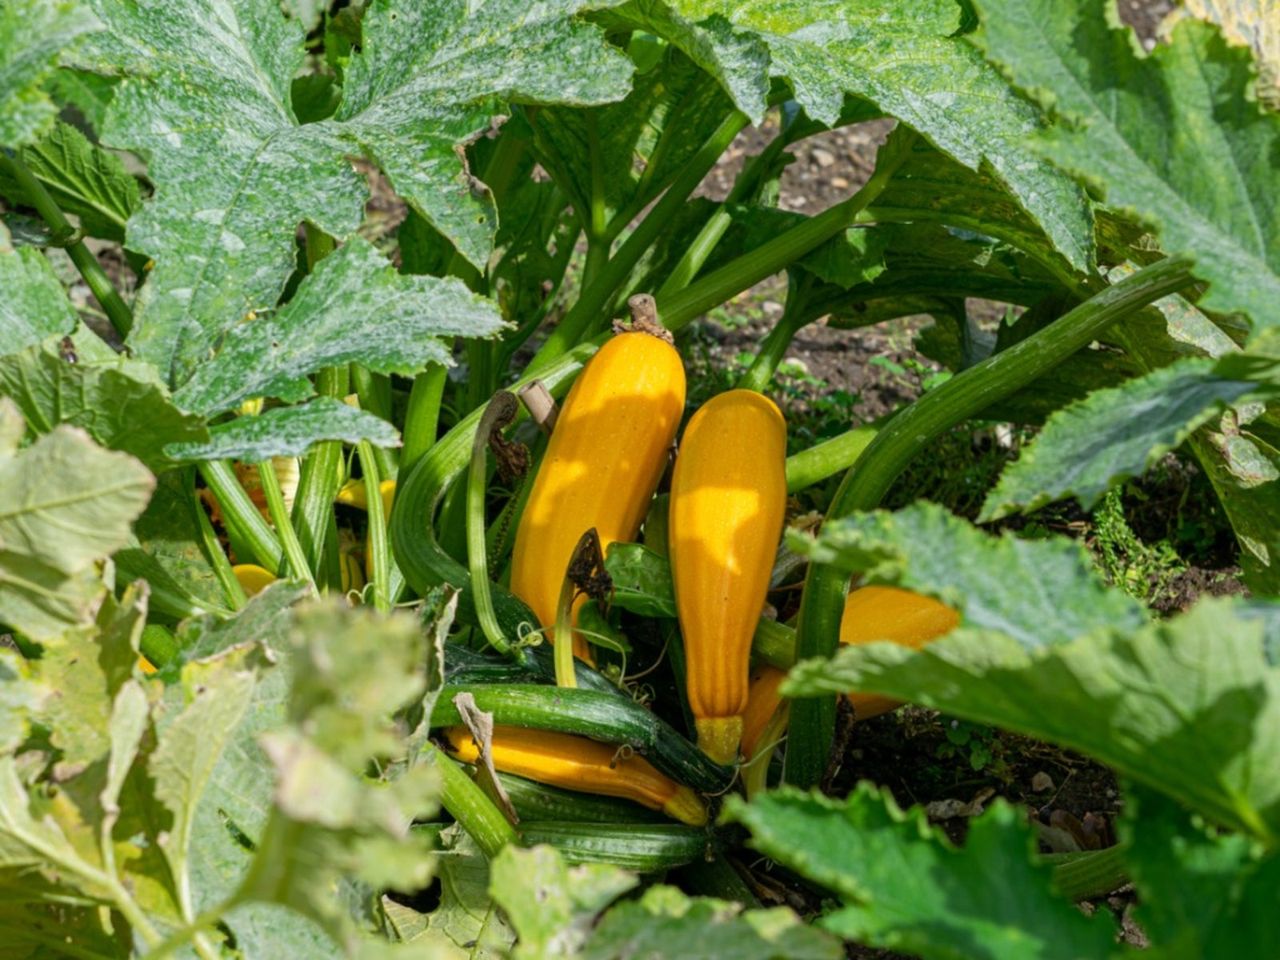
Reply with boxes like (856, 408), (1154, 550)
(198, 461), (283, 573)
(782, 256), (1196, 787)
(419, 743), (517, 859)
(357, 440), (390, 611)
(256, 460), (315, 591)
(401, 363), (447, 474)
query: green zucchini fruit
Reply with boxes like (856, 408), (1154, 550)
(518, 821), (710, 872)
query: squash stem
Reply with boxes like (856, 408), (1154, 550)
(186, 467), (246, 611)
(402, 362), (448, 474)
(351, 365), (397, 477)
(467, 394), (520, 657)
(552, 570), (578, 689)
(198, 460), (284, 574)
(1046, 844), (1130, 901)
(257, 459), (316, 591)
(357, 441), (390, 612)
(785, 425), (879, 493)
(0, 151), (134, 339)
(783, 255), (1196, 787)
(737, 273), (814, 392)
(657, 128), (916, 331)
(292, 365), (348, 580)
(527, 110), (750, 373)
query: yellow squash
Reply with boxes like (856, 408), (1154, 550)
(738, 585), (961, 757)
(443, 725), (707, 826)
(511, 331), (686, 659)
(841, 585), (959, 719)
(669, 389), (787, 764)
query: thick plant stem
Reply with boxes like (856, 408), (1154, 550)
(358, 441), (390, 612)
(526, 111), (750, 373)
(656, 133), (915, 330)
(293, 229), (344, 579)
(467, 394), (518, 657)
(655, 113), (805, 301)
(199, 461), (283, 573)
(737, 275), (813, 392)
(785, 425), (879, 493)
(782, 255), (1196, 787)
(0, 151), (134, 338)
(186, 468), (246, 610)
(351, 365), (397, 477)
(419, 743), (517, 859)
(1047, 844), (1130, 901)
(402, 363), (448, 474)
(552, 569), (578, 689)
(257, 460), (315, 590)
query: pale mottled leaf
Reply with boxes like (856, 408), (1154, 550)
(1162, 0), (1279, 110)
(724, 786), (1117, 960)
(974, 1), (1280, 334)
(0, 649), (42, 753)
(84, 0), (369, 386)
(785, 599), (1280, 843)
(0, 0), (100, 148)
(165, 398), (398, 463)
(981, 358), (1258, 519)
(790, 502), (1147, 648)
(174, 237), (506, 415)
(0, 232), (79, 354)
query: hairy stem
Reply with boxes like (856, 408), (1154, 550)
(358, 441), (390, 612)
(199, 461), (283, 573)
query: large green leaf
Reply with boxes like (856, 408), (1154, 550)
(1123, 784), (1280, 955)
(164, 398), (398, 463)
(785, 598), (1280, 844)
(973, 0), (1280, 336)
(0, 328), (208, 471)
(0, 227), (79, 354)
(331, 0), (634, 269)
(173, 237), (506, 416)
(981, 357), (1259, 519)
(0, 121), (141, 241)
(790, 502), (1147, 648)
(0, 401), (153, 640)
(724, 786), (1117, 960)
(0, 0), (100, 148)
(617, 0), (1094, 272)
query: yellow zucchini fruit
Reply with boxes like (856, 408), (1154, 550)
(841, 585), (959, 719)
(738, 585), (961, 753)
(232, 563), (277, 597)
(669, 389), (787, 764)
(443, 725), (707, 826)
(511, 331), (686, 659)
(740, 665), (788, 760)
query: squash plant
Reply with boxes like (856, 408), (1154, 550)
(0, 0), (1278, 957)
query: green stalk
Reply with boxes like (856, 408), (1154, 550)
(199, 461), (283, 573)
(737, 274), (814, 392)
(782, 255), (1196, 787)
(402, 363), (448, 474)
(292, 227), (344, 577)
(785, 425), (879, 493)
(526, 110), (750, 373)
(186, 467), (246, 610)
(654, 113), (807, 300)
(752, 618), (797, 670)
(0, 151), (134, 338)
(257, 460), (315, 590)
(292, 366), (348, 576)
(419, 743), (517, 858)
(467, 395), (518, 656)
(552, 568), (578, 689)
(358, 440), (390, 612)
(656, 133), (915, 331)
(351, 365), (397, 477)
